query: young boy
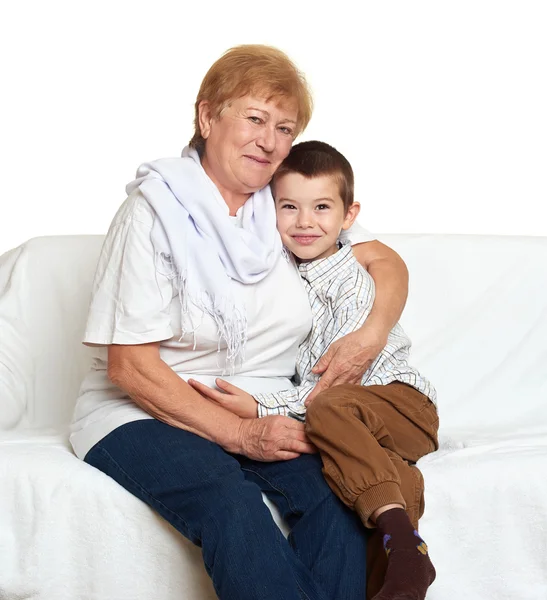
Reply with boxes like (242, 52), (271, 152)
(190, 141), (439, 600)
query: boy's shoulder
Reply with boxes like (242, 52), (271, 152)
(335, 253), (374, 296)
(334, 242), (373, 280)
(314, 245), (374, 307)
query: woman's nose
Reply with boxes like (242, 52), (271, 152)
(256, 125), (276, 153)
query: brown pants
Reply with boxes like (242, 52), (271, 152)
(305, 382), (439, 598)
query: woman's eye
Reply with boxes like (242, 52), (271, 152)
(248, 116), (262, 124)
(278, 126), (293, 136)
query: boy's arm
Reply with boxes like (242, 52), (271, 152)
(254, 382), (316, 418)
(255, 305), (372, 416)
(190, 292), (375, 421)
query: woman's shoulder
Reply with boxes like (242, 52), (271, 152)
(110, 190), (155, 229)
(98, 191), (158, 263)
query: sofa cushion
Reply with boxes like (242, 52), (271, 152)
(381, 234), (547, 441)
(419, 430), (547, 599)
(0, 429), (290, 600)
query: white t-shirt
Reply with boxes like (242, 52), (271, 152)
(70, 191), (374, 459)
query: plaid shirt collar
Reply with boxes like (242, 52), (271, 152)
(297, 242), (354, 286)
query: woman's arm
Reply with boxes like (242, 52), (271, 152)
(352, 240), (409, 333)
(307, 240), (409, 402)
(107, 342), (314, 461)
(108, 342), (241, 447)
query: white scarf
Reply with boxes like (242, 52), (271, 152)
(126, 146), (282, 371)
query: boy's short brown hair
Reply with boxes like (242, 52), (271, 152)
(272, 141), (354, 213)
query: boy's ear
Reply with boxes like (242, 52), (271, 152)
(342, 202), (361, 230)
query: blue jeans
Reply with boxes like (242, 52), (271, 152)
(85, 419), (368, 600)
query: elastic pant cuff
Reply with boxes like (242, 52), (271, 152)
(354, 482), (406, 528)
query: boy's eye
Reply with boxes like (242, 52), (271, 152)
(316, 204), (330, 210)
(280, 203), (296, 210)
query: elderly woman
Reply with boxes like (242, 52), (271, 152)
(71, 45), (409, 600)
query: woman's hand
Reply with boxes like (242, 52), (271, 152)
(188, 378), (259, 419)
(235, 416), (316, 461)
(305, 323), (387, 405)
(188, 378), (316, 460)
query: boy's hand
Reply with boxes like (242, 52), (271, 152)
(188, 378), (259, 419)
(305, 324), (386, 405)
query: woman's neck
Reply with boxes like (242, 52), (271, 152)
(222, 194), (252, 216)
(200, 153), (252, 216)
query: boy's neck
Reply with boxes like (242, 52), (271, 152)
(294, 241), (341, 264)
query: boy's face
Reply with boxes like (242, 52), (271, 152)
(274, 172), (360, 262)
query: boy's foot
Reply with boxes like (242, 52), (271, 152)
(372, 508), (436, 600)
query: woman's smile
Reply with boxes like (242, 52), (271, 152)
(244, 154), (271, 165)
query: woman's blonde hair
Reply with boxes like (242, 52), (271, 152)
(189, 45), (313, 153)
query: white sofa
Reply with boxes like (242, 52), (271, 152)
(1, 233), (546, 600)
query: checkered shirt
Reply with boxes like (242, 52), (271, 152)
(254, 243), (437, 418)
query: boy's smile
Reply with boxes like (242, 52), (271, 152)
(274, 172), (360, 262)
(291, 234), (323, 246)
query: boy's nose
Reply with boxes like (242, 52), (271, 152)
(296, 212), (314, 228)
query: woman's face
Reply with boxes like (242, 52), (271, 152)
(199, 94), (298, 196)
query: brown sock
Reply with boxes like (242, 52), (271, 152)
(372, 508), (436, 600)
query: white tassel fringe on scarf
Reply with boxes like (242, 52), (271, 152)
(126, 146), (282, 372)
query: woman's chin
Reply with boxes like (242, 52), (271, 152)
(237, 172), (275, 192)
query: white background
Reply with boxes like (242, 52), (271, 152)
(1, 0), (546, 255)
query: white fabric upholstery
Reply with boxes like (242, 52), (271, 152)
(1, 233), (546, 599)
(0, 236), (104, 430)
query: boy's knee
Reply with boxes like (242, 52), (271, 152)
(306, 384), (359, 428)
(308, 384), (374, 415)
(305, 389), (334, 425)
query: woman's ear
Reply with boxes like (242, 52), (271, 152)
(197, 101), (212, 140)
(342, 202), (361, 230)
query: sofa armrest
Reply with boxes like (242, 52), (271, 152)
(0, 246), (32, 430)
(0, 316), (31, 429)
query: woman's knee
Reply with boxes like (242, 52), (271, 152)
(198, 479), (281, 550)
(164, 468), (274, 547)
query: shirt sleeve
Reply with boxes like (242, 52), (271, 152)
(340, 220), (376, 245)
(254, 380), (316, 419)
(83, 197), (174, 346)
